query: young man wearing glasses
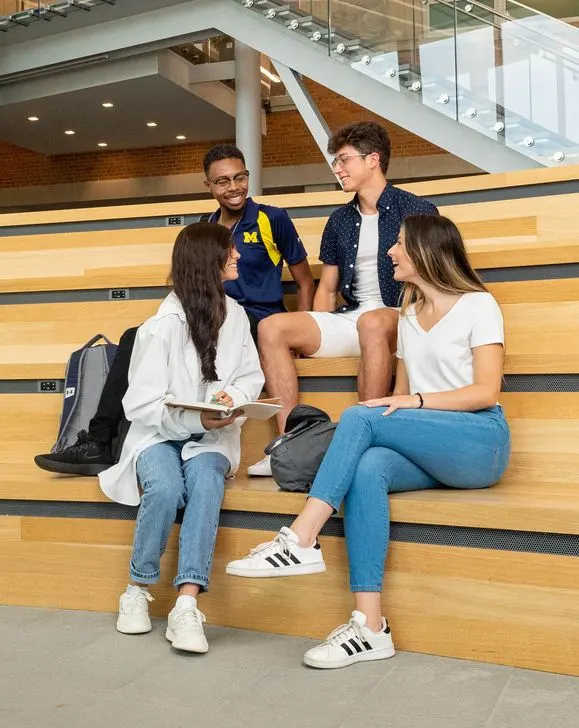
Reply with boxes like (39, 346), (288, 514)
(34, 144), (314, 477)
(248, 120), (438, 477)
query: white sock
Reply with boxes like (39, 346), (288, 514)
(369, 618), (387, 635)
(126, 584), (148, 595)
(175, 594), (198, 612)
(287, 528), (316, 550)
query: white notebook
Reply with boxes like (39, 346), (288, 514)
(166, 398), (281, 421)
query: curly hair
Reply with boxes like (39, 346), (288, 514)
(169, 222), (233, 382)
(328, 121), (391, 174)
(203, 144), (246, 176)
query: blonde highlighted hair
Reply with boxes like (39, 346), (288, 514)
(399, 215), (487, 315)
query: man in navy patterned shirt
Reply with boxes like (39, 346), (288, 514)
(248, 121), (438, 477)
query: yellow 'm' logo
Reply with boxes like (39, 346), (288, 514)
(243, 232), (258, 243)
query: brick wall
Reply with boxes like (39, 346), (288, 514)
(0, 79), (443, 189)
(263, 80), (442, 167)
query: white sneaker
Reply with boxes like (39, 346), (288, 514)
(166, 603), (208, 653)
(226, 526), (326, 578)
(247, 454), (272, 477)
(116, 585), (154, 634)
(303, 611), (395, 669)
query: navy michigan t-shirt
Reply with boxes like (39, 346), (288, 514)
(209, 197), (307, 322)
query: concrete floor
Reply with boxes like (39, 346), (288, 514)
(1, 606), (579, 728)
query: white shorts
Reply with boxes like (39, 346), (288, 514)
(306, 302), (388, 358)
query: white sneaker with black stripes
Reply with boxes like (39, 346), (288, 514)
(303, 610), (395, 669)
(225, 526), (326, 578)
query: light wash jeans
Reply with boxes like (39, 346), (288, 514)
(131, 440), (230, 591)
(309, 405), (511, 593)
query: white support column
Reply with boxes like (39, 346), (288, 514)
(235, 40), (263, 195)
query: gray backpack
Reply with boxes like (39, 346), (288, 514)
(265, 405), (336, 493)
(52, 334), (118, 452)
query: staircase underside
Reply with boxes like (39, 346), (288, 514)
(0, 0), (549, 171)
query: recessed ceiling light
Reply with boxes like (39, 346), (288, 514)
(27, 116), (39, 122)
(97, 142), (108, 147)
(64, 130), (76, 135)
(176, 135), (187, 140)
(102, 102), (114, 108)
(146, 121), (158, 127)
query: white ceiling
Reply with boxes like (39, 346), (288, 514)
(0, 76), (235, 154)
(0, 49), (236, 155)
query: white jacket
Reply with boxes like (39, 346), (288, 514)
(99, 292), (264, 506)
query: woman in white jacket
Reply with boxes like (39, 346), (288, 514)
(99, 222), (264, 653)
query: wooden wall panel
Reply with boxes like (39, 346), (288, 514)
(0, 516), (21, 542)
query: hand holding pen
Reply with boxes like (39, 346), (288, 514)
(210, 390), (235, 409)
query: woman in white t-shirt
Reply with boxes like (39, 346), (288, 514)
(226, 214), (510, 669)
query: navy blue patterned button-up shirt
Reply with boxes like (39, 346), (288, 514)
(319, 183), (438, 312)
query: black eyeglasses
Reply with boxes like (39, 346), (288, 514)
(207, 171), (250, 189)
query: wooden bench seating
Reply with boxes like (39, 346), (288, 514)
(1, 390), (578, 533)
(1, 282), (578, 379)
(1, 192), (578, 294)
(2, 173), (579, 676)
(1, 163), (577, 230)
(2, 385), (579, 676)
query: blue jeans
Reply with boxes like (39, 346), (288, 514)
(131, 441), (230, 591)
(309, 405), (511, 593)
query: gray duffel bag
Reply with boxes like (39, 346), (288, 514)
(265, 405), (336, 493)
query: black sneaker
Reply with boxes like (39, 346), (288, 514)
(34, 430), (114, 476)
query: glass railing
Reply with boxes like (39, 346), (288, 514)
(410, 0), (579, 164)
(522, 0), (579, 23)
(236, 0), (579, 164)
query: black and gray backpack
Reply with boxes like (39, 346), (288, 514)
(265, 405), (336, 493)
(51, 334), (118, 453)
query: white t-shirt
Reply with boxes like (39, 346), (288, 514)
(396, 292), (504, 394)
(352, 210), (381, 304)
